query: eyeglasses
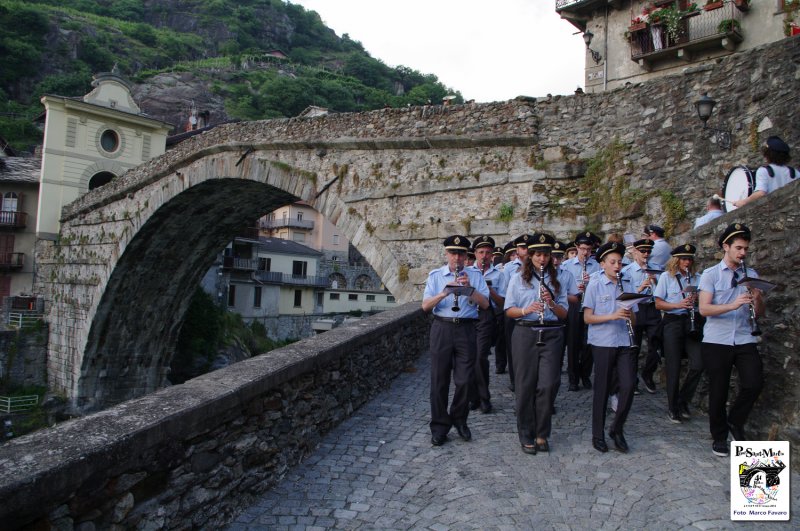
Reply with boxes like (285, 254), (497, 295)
(639, 249), (651, 254)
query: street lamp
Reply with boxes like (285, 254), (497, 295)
(694, 92), (731, 150)
(582, 30), (603, 65)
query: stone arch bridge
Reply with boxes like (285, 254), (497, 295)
(36, 37), (799, 411)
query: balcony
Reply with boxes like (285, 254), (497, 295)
(556, 0), (623, 23)
(222, 256), (259, 271)
(0, 253), (24, 269)
(260, 218), (315, 231)
(0, 210), (27, 229)
(254, 271), (328, 287)
(629, 3), (744, 69)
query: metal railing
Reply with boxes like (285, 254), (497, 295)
(630, 2), (743, 60)
(7, 312), (43, 329)
(254, 271), (328, 287)
(260, 218), (315, 230)
(222, 256), (260, 270)
(0, 252), (24, 269)
(0, 395), (39, 414)
(0, 210), (27, 228)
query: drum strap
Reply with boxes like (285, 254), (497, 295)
(763, 164), (796, 179)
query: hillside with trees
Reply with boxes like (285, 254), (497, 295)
(0, 0), (462, 150)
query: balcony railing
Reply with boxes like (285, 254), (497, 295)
(0, 253), (24, 269)
(221, 256), (259, 271)
(260, 218), (315, 230)
(0, 210), (27, 229)
(254, 270), (328, 287)
(630, 2), (743, 65)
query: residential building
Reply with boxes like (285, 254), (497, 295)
(36, 67), (171, 239)
(260, 201), (348, 261)
(557, 0), (794, 93)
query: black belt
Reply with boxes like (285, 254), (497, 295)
(515, 320), (563, 328)
(662, 313), (688, 323)
(434, 315), (478, 324)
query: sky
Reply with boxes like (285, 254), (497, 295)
(289, 1), (586, 103)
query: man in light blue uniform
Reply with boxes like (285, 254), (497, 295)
(693, 197), (724, 229)
(698, 223), (764, 457)
(422, 235), (490, 446)
(467, 235), (506, 414)
(562, 231), (601, 391)
(643, 224), (670, 270)
(621, 238), (662, 393)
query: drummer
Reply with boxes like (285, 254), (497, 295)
(733, 136), (797, 208)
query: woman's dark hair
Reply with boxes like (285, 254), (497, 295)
(520, 252), (561, 295)
(762, 146), (791, 166)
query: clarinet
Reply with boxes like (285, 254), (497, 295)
(617, 272), (637, 349)
(684, 269), (697, 334)
(740, 258), (762, 336)
(578, 258), (588, 312)
(451, 265), (463, 312)
(536, 265), (546, 347)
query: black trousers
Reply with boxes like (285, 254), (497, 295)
(493, 311), (507, 371)
(512, 326), (563, 444)
(701, 342), (763, 442)
(662, 314), (703, 413)
(503, 315), (516, 386)
(566, 301), (592, 384)
(591, 345), (636, 440)
(468, 308), (497, 406)
(633, 302), (662, 380)
(429, 319), (477, 437)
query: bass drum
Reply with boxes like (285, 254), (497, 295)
(722, 166), (756, 212)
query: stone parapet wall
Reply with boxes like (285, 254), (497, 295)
(684, 179), (800, 470)
(0, 303), (429, 530)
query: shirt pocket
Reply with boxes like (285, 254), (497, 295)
(598, 294), (614, 314)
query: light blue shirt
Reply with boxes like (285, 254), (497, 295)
(755, 164), (797, 194)
(504, 269), (568, 322)
(469, 263), (507, 314)
(654, 270), (701, 316)
(698, 260), (758, 345)
(503, 258), (522, 285)
(562, 256), (601, 289)
(583, 273), (637, 347)
(694, 209), (724, 229)
(424, 264), (490, 319)
(621, 261), (655, 303)
(649, 239), (671, 270)
(558, 267), (579, 297)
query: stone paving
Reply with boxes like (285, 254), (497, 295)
(227, 351), (799, 530)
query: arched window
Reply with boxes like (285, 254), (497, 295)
(89, 171), (116, 190)
(328, 272), (346, 289)
(354, 274), (373, 291)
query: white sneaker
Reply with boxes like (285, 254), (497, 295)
(610, 394), (618, 413)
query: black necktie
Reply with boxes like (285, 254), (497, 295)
(731, 270), (739, 288)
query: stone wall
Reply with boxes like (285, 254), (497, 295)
(0, 326), (47, 389)
(685, 179), (800, 470)
(0, 303), (429, 530)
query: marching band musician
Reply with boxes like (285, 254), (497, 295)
(621, 238), (663, 394)
(551, 241), (580, 402)
(504, 233), (568, 455)
(422, 235), (490, 446)
(495, 240), (517, 375)
(654, 244), (704, 424)
(501, 234), (534, 391)
(468, 236), (506, 414)
(698, 223), (764, 457)
(562, 231), (601, 391)
(583, 242), (638, 453)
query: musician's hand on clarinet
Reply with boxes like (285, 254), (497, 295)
(525, 302), (545, 315)
(679, 296), (694, 309)
(733, 291), (753, 309)
(613, 307), (632, 321)
(540, 290), (553, 306)
(456, 272), (470, 286)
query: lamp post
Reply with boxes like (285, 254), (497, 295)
(582, 30), (603, 65)
(694, 92), (731, 150)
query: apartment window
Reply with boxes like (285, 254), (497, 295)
(297, 211), (303, 221)
(387, 296), (396, 302)
(294, 289), (302, 307)
(330, 293), (340, 300)
(316, 292), (323, 306)
(227, 285), (236, 307)
(259, 257), (271, 271)
(253, 286), (262, 308)
(2, 192), (18, 212)
(292, 232), (305, 243)
(333, 234), (340, 245)
(292, 260), (307, 277)
(366, 295), (375, 302)
(348, 294), (358, 301)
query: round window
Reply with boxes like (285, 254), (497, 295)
(100, 129), (120, 153)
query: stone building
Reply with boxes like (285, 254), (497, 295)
(557, 0), (794, 93)
(36, 68), (171, 239)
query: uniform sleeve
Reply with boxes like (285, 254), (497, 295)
(698, 267), (715, 294)
(494, 270), (508, 298)
(653, 273), (669, 300)
(555, 286), (569, 311)
(582, 278), (597, 310)
(504, 275), (519, 310)
(754, 166), (770, 193)
(423, 272), (438, 299)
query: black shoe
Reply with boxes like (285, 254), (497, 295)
(455, 423), (472, 441)
(508, 383), (515, 392)
(592, 437), (608, 453)
(581, 377), (593, 390)
(521, 443), (537, 455)
(536, 440), (550, 453)
(678, 403), (691, 420)
(642, 375), (656, 394)
(667, 410), (682, 424)
(712, 440), (729, 457)
(633, 386), (641, 396)
(431, 434), (447, 446)
(551, 406), (557, 415)
(496, 367), (506, 374)
(469, 401), (480, 411)
(568, 383), (580, 392)
(609, 430), (629, 453)
(480, 401), (493, 414)
(728, 422), (747, 441)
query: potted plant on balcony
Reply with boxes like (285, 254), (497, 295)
(704, 0), (724, 10)
(718, 18), (742, 34)
(629, 15), (648, 32)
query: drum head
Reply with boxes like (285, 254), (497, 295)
(722, 166), (755, 213)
